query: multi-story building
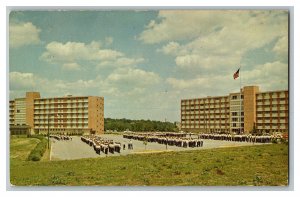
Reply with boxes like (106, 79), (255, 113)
(181, 86), (288, 134)
(9, 100), (15, 126)
(9, 92), (104, 135)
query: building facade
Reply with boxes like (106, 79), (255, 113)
(9, 92), (104, 135)
(181, 86), (288, 134)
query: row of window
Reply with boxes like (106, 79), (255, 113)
(34, 107), (89, 111)
(181, 100), (229, 105)
(34, 103), (89, 107)
(35, 120), (88, 123)
(34, 124), (88, 128)
(182, 102), (229, 106)
(256, 104), (287, 108)
(183, 106), (286, 112)
(182, 103), (287, 110)
(256, 110), (288, 114)
(182, 106), (230, 110)
(256, 97), (287, 102)
(35, 98), (89, 103)
(256, 92), (287, 98)
(182, 111), (230, 115)
(256, 123), (288, 127)
(231, 118), (244, 122)
(231, 95), (243, 100)
(182, 110), (230, 114)
(182, 124), (230, 127)
(182, 120), (228, 123)
(182, 117), (288, 122)
(182, 124), (228, 127)
(231, 123), (244, 127)
(37, 111), (89, 114)
(231, 112), (244, 116)
(257, 117), (287, 120)
(181, 91), (287, 104)
(182, 115), (228, 119)
(34, 116), (88, 119)
(34, 111), (89, 115)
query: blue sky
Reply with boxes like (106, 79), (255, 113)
(9, 10), (288, 122)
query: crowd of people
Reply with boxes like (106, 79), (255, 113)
(123, 132), (204, 148)
(122, 131), (283, 148)
(50, 134), (72, 141)
(198, 133), (282, 143)
(81, 135), (122, 155)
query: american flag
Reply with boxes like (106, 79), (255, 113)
(233, 68), (240, 80)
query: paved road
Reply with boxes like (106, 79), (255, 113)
(50, 137), (100, 160)
(50, 134), (263, 160)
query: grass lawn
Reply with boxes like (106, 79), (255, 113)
(10, 135), (40, 161)
(10, 136), (289, 186)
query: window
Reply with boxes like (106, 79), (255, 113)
(232, 112), (238, 116)
(232, 96), (237, 100)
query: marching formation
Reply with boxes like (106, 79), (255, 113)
(123, 132), (204, 148)
(47, 131), (285, 161)
(198, 133), (281, 143)
(81, 135), (121, 155)
(50, 134), (72, 141)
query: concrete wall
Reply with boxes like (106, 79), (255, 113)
(25, 92), (40, 129)
(88, 96), (104, 134)
(243, 86), (259, 134)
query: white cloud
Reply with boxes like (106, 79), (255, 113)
(41, 41), (123, 63)
(175, 54), (240, 69)
(143, 10), (288, 70)
(10, 67), (161, 99)
(139, 10), (287, 44)
(10, 22), (41, 48)
(242, 61), (288, 91)
(272, 36), (288, 62)
(166, 75), (228, 90)
(62, 62), (82, 71)
(9, 72), (36, 90)
(166, 60), (288, 95)
(41, 40), (145, 71)
(273, 36), (288, 54)
(106, 67), (160, 86)
(157, 41), (180, 55)
(97, 57), (145, 68)
(105, 36), (114, 46)
(138, 10), (216, 44)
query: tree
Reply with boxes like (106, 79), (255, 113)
(104, 118), (177, 132)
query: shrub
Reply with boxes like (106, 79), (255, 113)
(271, 138), (278, 144)
(27, 135), (48, 161)
(29, 153), (40, 161)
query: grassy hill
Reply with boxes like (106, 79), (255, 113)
(10, 136), (288, 186)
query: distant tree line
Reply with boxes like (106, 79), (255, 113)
(104, 118), (178, 132)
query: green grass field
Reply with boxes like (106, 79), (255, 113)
(10, 136), (289, 186)
(10, 135), (40, 161)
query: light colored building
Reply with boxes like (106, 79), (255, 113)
(181, 86), (288, 134)
(9, 92), (104, 135)
(9, 100), (15, 126)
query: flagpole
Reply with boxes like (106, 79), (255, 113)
(240, 63), (242, 134)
